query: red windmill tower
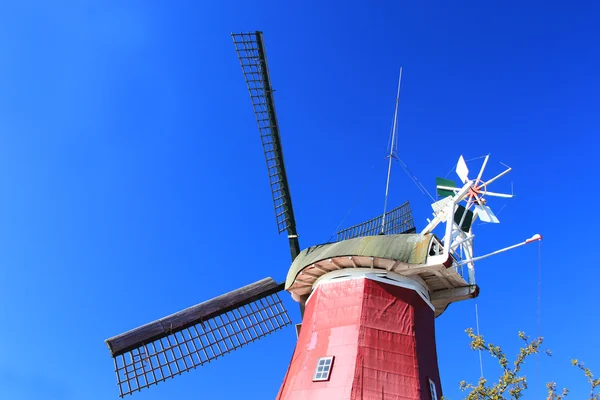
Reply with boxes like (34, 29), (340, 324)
(104, 31), (541, 399)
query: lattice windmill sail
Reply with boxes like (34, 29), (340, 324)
(232, 31), (300, 260)
(104, 32), (542, 399)
(104, 278), (292, 397)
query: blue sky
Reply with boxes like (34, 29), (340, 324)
(0, 1), (598, 399)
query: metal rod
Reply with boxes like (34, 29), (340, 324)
(482, 166), (512, 188)
(483, 191), (514, 198)
(451, 233), (475, 250)
(475, 303), (484, 378)
(458, 234), (542, 266)
(476, 154), (490, 183)
(381, 67), (403, 234)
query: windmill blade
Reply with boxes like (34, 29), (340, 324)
(484, 191), (514, 199)
(436, 177), (457, 198)
(456, 155), (470, 183)
(232, 32), (300, 261)
(336, 201), (415, 241)
(483, 165), (512, 187)
(105, 277), (291, 397)
(476, 154), (490, 182)
(454, 204), (475, 232)
(475, 204), (500, 223)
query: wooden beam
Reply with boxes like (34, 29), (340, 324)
(439, 268), (464, 287)
(432, 270), (454, 289)
(328, 258), (343, 270)
(348, 256), (358, 268)
(313, 263), (330, 274)
(290, 281), (313, 288)
(295, 275), (314, 284)
(387, 260), (402, 271)
(300, 269), (322, 279)
(105, 277), (282, 357)
(399, 264), (443, 276)
(431, 285), (479, 302)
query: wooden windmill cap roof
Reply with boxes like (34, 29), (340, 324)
(285, 234), (433, 291)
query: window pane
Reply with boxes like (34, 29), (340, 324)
(313, 356), (334, 382)
(429, 379), (437, 400)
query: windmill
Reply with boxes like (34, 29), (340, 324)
(104, 31), (541, 399)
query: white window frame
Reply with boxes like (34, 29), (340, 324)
(312, 356), (334, 382)
(429, 378), (438, 400)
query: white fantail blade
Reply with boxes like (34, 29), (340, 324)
(456, 155), (469, 183)
(526, 233), (543, 243)
(476, 155), (489, 182)
(483, 166), (512, 187)
(475, 205), (500, 223)
(485, 191), (514, 199)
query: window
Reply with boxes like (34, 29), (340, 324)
(429, 379), (438, 400)
(312, 356), (334, 382)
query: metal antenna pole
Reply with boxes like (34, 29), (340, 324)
(381, 67), (403, 234)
